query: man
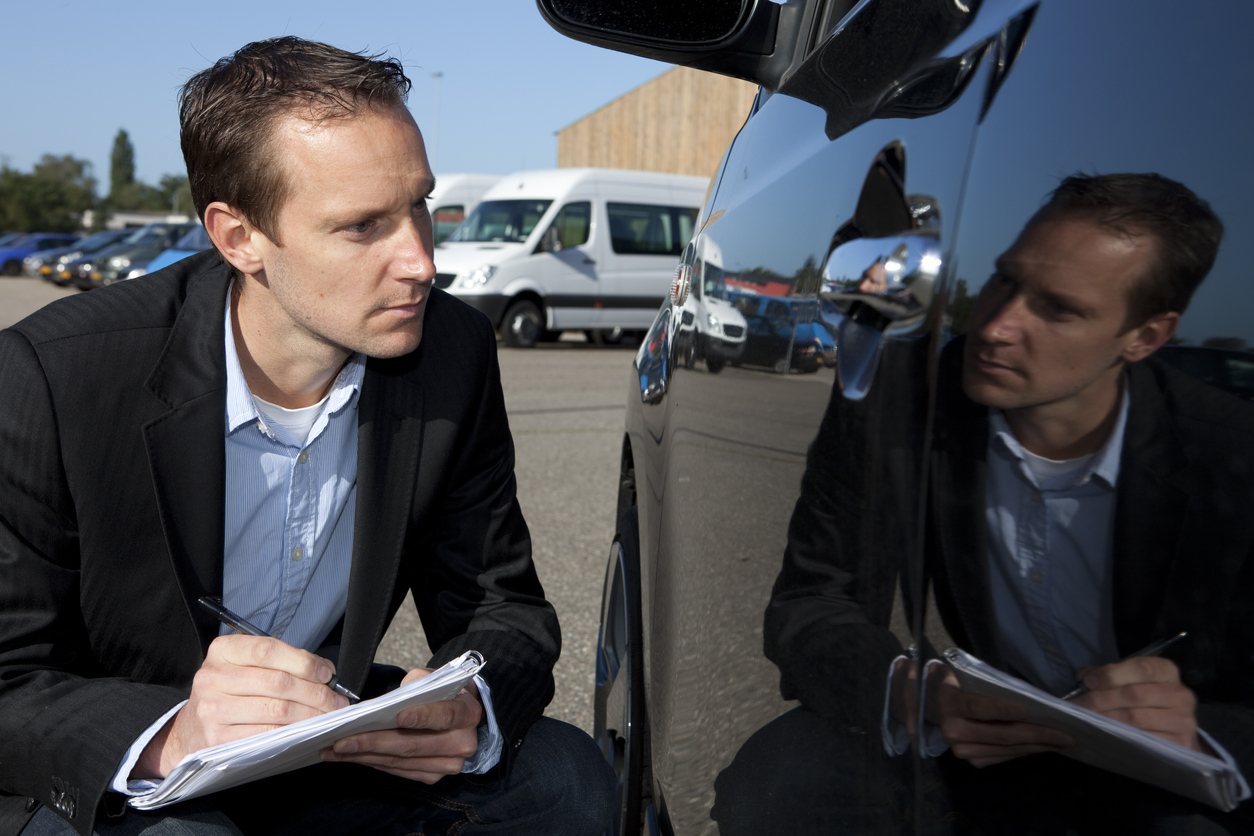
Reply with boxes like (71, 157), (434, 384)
(718, 173), (1254, 833)
(0, 38), (612, 836)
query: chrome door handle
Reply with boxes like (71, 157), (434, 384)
(820, 233), (942, 399)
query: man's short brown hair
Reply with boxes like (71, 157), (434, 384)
(1038, 173), (1224, 330)
(179, 37), (412, 245)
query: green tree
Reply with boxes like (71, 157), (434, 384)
(109, 129), (136, 199)
(0, 155), (97, 233)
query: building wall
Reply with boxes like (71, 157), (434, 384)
(557, 66), (758, 180)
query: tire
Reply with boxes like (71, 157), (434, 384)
(1, 260), (21, 277)
(706, 356), (726, 374)
(501, 300), (543, 348)
(595, 507), (646, 836)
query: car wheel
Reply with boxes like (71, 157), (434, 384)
(595, 507), (646, 836)
(501, 300), (543, 348)
(707, 357), (726, 374)
(1, 260), (21, 276)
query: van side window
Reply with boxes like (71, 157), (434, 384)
(607, 203), (699, 256)
(432, 204), (464, 245)
(552, 202), (592, 248)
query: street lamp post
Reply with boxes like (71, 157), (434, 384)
(430, 71), (443, 171)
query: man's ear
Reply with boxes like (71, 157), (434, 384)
(1121, 311), (1180, 364)
(204, 202), (265, 276)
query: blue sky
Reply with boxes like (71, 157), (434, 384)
(0, 1), (671, 187)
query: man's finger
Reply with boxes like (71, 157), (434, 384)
(942, 717), (1073, 749)
(330, 727), (479, 760)
(208, 634), (338, 685)
(396, 692), (482, 731)
(953, 691), (1032, 724)
(195, 663), (348, 715)
(1082, 656), (1179, 691)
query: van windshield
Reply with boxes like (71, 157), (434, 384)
(450, 200), (553, 243)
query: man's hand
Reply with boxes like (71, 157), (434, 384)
(1070, 656), (1202, 752)
(319, 667), (483, 783)
(136, 635), (349, 779)
(927, 667), (1073, 768)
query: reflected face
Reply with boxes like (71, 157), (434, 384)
(962, 213), (1157, 410)
(252, 105), (437, 358)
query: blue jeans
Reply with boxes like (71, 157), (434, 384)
(23, 718), (614, 836)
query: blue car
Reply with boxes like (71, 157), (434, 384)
(144, 225), (212, 275)
(0, 233), (81, 276)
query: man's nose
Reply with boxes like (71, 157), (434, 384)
(396, 217), (436, 282)
(974, 288), (1022, 343)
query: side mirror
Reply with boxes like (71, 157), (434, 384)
(537, 0), (809, 91)
(536, 225), (563, 254)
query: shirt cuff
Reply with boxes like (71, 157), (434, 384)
(881, 655), (912, 756)
(917, 660), (950, 758)
(1198, 728), (1252, 802)
(461, 674), (503, 774)
(111, 701), (187, 797)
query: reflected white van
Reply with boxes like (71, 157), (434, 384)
(434, 168), (708, 346)
(428, 174), (502, 244)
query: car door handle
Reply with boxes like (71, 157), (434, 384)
(583, 257), (596, 264)
(820, 233), (942, 399)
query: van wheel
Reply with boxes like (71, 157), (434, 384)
(595, 508), (646, 836)
(707, 357), (726, 374)
(502, 300), (543, 348)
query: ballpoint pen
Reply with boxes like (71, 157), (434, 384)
(1061, 631), (1188, 701)
(198, 596), (361, 703)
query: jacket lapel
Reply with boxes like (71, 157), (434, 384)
(1111, 361), (1191, 655)
(337, 360), (425, 693)
(142, 262), (231, 655)
(930, 341), (1002, 664)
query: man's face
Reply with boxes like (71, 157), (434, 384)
(962, 213), (1159, 411)
(250, 104), (436, 358)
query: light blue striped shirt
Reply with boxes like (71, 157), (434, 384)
(112, 290), (501, 794)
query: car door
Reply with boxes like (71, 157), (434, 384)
(599, 201), (699, 330)
(533, 198), (605, 330)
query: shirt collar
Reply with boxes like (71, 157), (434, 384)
(989, 377), (1130, 490)
(223, 281), (366, 436)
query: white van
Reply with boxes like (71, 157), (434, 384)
(428, 174), (502, 244)
(434, 168), (708, 346)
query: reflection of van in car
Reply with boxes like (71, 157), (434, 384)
(675, 235), (747, 372)
(434, 168), (707, 346)
(427, 174), (501, 244)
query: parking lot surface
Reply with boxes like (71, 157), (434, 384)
(1, 275), (630, 734)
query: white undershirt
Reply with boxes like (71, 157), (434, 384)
(252, 393), (330, 447)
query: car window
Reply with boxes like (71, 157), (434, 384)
(432, 204), (464, 245)
(606, 202), (697, 255)
(549, 201), (591, 249)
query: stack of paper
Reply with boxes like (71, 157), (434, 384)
(130, 650), (485, 810)
(944, 648), (1243, 811)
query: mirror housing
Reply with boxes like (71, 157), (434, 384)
(536, 0), (821, 91)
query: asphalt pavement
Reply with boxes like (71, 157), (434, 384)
(1, 274), (630, 735)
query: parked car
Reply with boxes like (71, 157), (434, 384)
(69, 223), (195, 289)
(428, 173), (502, 244)
(0, 233), (26, 248)
(1156, 344), (1254, 402)
(542, 0), (1254, 833)
(29, 229), (132, 283)
(436, 168), (707, 346)
(143, 225), (212, 274)
(0, 233), (80, 275)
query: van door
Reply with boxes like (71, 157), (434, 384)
(598, 201), (698, 329)
(532, 200), (603, 330)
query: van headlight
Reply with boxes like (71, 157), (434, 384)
(707, 314), (720, 331)
(458, 264), (496, 288)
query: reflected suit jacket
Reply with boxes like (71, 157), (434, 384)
(0, 251), (559, 836)
(766, 336), (1254, 791)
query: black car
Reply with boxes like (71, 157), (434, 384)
(31, 229), (132, 284)
(542, 1), (1254, 834)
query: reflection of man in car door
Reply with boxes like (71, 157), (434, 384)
(715, 174), (1254, 833)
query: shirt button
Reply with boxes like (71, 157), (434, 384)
(292, 546), (304, 561)
(298, 450), (309, 464)
(1030, 570), (1043, 583)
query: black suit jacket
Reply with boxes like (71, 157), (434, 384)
(0, 252), (559, 835)
(766, 336), (1254, 795)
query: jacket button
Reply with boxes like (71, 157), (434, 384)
(24, 798), (38, 813)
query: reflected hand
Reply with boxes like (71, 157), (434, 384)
(320, 667), (483, 783)
(136, 634), (349, 779)
(1070, 656), (1201, 752)
(928, 667), (1073, 767)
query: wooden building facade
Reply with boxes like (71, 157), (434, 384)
(557, 66), (758, 180)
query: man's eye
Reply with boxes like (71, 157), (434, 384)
(413, 201), (430, 216)
(347, 220), (375, 235)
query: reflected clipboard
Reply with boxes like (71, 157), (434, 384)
(944, 648), (1244, 811)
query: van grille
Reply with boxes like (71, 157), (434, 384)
(434, 273), (456, 289)
(723, 324), (745, 338)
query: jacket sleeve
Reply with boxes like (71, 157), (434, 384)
(0, 329), (187, 836)
(406, 310), (560, 777)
